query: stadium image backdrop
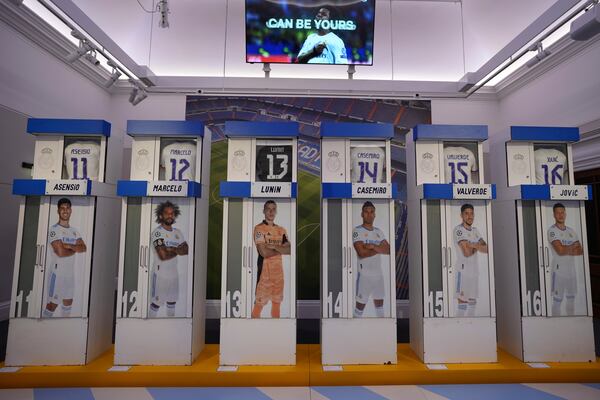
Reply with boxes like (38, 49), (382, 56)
(185, 96), (431, 304)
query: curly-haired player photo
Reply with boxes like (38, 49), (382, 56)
(252, 200), (291, 318)
(149, 200), (189, 318)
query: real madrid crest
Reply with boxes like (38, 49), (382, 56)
(326, 150), (341, 172)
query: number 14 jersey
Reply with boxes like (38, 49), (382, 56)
(350, 147), (385, 183)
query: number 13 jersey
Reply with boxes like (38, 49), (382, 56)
(350, 147), (385, 183)
(161, 142), (196, 181)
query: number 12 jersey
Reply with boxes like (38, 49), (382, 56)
(161, 142), (196, 181)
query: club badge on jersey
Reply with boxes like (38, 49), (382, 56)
(534, 148), (567, 185)
(64, 141), (101, 180)
(350, 147), (385, 183)
(444, 146), (478, 184)
(162, 142), (197, 182)
(256, 145), (293, 182)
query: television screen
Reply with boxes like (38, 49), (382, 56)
(246, 0), (376, 65)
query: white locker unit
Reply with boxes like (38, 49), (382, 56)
(491, 126), (594, 362)
(320, 122), (398, 365)
(407, 124), (497, 364)
(219, 121), (298, 366)
(114, 120), (211, 365)
(6, 118), (119, 366)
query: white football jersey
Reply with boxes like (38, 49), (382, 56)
(453, 224), (483, 270)
(151, 225), (186, 271)
(161, 142), (196, 181)
(47, 223), (81, 270)
(64, 141), (101, 180)
(534, 148), (567, 184)
(444, 146), (478, 184)
(547, 224), (580, 271)
(297, 32), (347, 64)
(350, 147), (386, 183)
(352, 224), (387, 276)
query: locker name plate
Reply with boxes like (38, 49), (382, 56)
(46, 179), (89, 195)
(452, 184), (492, 200)
(251, 182), (292, 198)
(352, 183), (392, 199)
(549, 185), (589, 200)
(148, 181), (189, 197)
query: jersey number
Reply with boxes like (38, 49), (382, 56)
(70, 157), (88, 179)
(541, 164), (563, 184)
(449, 161), (468, 184)
(266, 154), (289, 180)
(357, 161), (378, 183)
(170, 158), (190, 181)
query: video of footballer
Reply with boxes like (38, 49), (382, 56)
(148, 198), (193, 318)
(251, 199), (293, 319)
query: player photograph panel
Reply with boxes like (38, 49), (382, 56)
(543, 201), (587, 317)
(42, 196), (94, 318)
(159, 138), (198, 182)
(148, 198), (193, 318)
(351, 199), (392, 318)
(255, 143), (293, 183)
(448, 201), (491, 318)
(251, 199), (293, 319)
(443, 142), (480, 184)
(533, 144), (569, 185)
(62, 137), (102, 181)
(350, 144), (386, 184)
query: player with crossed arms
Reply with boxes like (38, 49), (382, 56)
(43, 198), (87, 318)
(548, 203), (583, 316)
(149, 201), (188, 318)
(352, 201), (390, 318)
(454, 203), (488, 317)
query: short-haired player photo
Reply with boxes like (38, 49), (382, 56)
(297, 7), (347, 64)
(43, 197), (93, 318)
(545, 202), (586, 316)
(252, 199), (293, 318)
(148, 198), (192, 318)
(351, 200), (391, 318)
(452, 203), (489, 317)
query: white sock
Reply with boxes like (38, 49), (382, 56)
(166, 302), (176, 317)
(61, 304), (72, 317)
(375, 305), (384, 317)
(456, 303), (467, 317)
(566, 297), (575, 316)
(552, 298), (562, 316)
(43, 308), (55, 318)
(354, 306), (364, 318)
(149, 303), (160, 318)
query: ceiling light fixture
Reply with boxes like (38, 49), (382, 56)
(158, 0), (170, 28)
(525, 42), (551, 68)
(66, 30), (93, 63)
(104, 60), (122, 88)
(570, 1), (600, 41)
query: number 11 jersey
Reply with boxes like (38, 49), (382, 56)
(161, 142), (196, 181)
(64, 141), (101, 180)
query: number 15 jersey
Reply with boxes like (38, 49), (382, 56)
(444, 146), (478, 184)
(161, 142), (196, 181)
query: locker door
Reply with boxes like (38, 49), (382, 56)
(539, 201), (590, 317)
(422, 199), (448, 318)
(445, 200), (492, 318)
(10, 196), (50, 319)
(516, 200), (546, 317)
(221, 198), (249, 319)
(138, 199), (153, 318)
(322, 198), (349, 318)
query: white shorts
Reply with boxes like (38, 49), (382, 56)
(455, 266), (478, 301)
(46, 264), (74, 303)
(551, 268), (576, 301)
(355, 271), (385, 304)
(151, 266), (179, 304)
